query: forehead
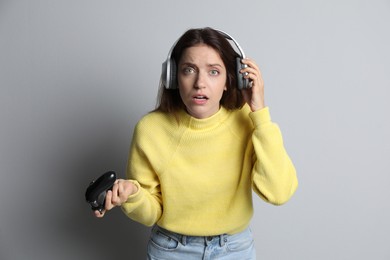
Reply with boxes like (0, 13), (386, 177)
(179, 44), (223, 65)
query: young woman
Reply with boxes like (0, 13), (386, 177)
(95, 27), (298, 260)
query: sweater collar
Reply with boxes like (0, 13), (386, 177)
(179, 106), (229, 130)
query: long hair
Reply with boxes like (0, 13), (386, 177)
(155, 27), (245, 113)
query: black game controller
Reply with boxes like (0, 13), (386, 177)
(85, 171), (117, 213)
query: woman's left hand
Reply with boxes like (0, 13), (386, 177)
(240, 58), (265, 112)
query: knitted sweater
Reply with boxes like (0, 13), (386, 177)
(121, 105), (298, 236)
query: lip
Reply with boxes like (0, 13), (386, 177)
(192, 92), (209, 99)
(191, 94), (209, 105)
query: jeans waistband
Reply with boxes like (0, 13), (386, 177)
(152, 225), (249, 247)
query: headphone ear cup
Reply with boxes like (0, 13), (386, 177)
(236, 57), (249, 89)
(169, 58), (177, 89)
(161, 60), (169, 88)
(161, 58), (177, 89)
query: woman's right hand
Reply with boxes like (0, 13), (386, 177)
(94, 179), (138, 218)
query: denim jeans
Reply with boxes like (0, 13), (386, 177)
(147, 225), (256, 260)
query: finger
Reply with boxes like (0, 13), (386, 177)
(111, 183), (122, 206)
(243, 71), (259, 81)
(241, 58), (261, 71)
(240, 68), (261, 85)
(241, 67), (258, 77)
(118, 181), (127, 201)
(240, 63), (262, 76)
(105, 190), (115, 210)
(242, 68), (264, 88)
(241, 59), (262, 79)
(94, 209), (105, 218)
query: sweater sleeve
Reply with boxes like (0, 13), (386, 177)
(120, 121), (163, 226)
(249, 107), (298, 205)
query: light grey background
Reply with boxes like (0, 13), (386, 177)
(1, 0), (389, 259)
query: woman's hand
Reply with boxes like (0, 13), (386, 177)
(240, 58), (265, 112)
(94, 179), (138, 218)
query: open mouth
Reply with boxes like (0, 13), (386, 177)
(193, 95), (208, 100)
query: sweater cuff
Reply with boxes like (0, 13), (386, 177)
(249, 106), (271, 127)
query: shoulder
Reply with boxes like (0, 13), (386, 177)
(133, 111), (179, 139)
(224, 104), (254, 137)
(131, 111), (184, 154)
(228, 104), (253, 125)
(136, 111), (174, 128)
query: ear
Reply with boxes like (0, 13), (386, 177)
(224, 85), (227, 91)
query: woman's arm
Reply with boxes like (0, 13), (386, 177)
(240, 58), (298, 204)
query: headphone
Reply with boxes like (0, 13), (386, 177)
(161, 29), (250, 90)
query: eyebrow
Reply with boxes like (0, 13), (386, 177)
(208, 63), (223, 68)
(180, 62), (223, 68)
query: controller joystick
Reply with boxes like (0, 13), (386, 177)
(85, 171), (117, 213)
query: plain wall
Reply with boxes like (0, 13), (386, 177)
(1, 0), (389, 259)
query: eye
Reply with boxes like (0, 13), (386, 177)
(183, 67), (196, 74)
(210, 69), (219, 76)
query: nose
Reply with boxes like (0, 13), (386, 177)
(194, 71), (206, 89)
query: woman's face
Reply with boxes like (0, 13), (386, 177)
(177, 44), (227, 119)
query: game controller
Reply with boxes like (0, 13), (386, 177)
(85, 171), (117, 213)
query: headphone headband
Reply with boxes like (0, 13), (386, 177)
(165, 29), (246, 63)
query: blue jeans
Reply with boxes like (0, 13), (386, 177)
(147, 225), (256, 260)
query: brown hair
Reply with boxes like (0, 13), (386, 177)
(155, 27), (245, 113)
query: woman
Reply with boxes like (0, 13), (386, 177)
(96, 27), (298, 259)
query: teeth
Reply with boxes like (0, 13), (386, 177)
(195, 96), (206, 99)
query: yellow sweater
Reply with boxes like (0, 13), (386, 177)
(121, 105), (298, 236)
